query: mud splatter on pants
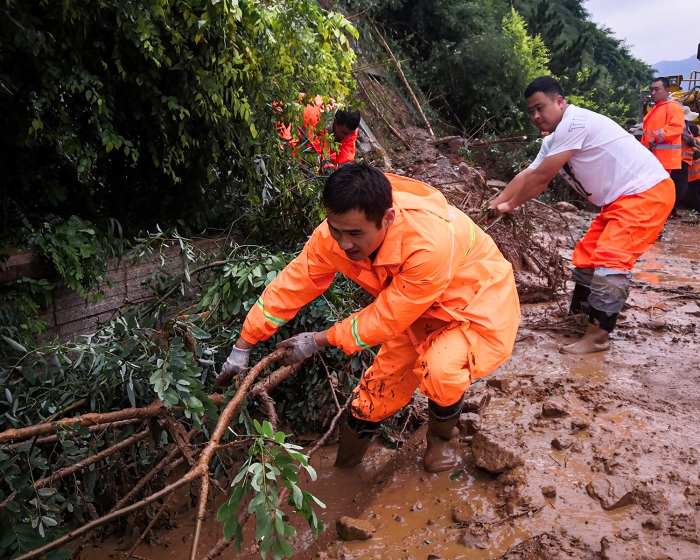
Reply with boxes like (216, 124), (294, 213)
(571, 177), (675, 315)
(349, 317), (515, 423)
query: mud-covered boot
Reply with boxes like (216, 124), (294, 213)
(568, 282), (591, 316)
(423, 397), (464, 473)
(334, 416), (380, 468)
(560, 306), (617, 354)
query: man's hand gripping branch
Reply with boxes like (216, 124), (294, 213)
(487, 150), (575, 219)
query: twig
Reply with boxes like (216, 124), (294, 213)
(34, 430), (151, 489)
(369, 20), (434, 137)
(122, 493), (175, 559)
(548, 453), (562, 467)
(318, 354), (341, 413)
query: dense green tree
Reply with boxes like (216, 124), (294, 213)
(0, 0), (357, 236)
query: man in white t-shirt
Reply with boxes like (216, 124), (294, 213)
(490, 76), (674, 354)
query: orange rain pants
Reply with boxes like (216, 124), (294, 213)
(241, 174), (520, 421)
(572, 178), (675, 272)
(348, 317), (495, 422)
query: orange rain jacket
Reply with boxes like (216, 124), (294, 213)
(279, 102), (357, 167)
(690, 135), (700, 182)
(241, 175), (519, 379)
(642, 99), (685, 170)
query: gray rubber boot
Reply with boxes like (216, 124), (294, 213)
(423, 397), (464, 473)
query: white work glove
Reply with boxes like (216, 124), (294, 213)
(213, 346), (250, 390)
(221, 346), (251, 377)
(276, 332), (319, 365)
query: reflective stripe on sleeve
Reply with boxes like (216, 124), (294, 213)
(255, 297), (287, 327)
(653, 144), (682, 150)
(465, 218), (476, 256)
(656, 129), (664, 143)
(351, 315), (371, 349)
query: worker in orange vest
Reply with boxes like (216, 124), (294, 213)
(642, 77), (686, 217)
(491, 76), (673, 355)
(683, 122), (700, 211)
(218, 164), (520, 473)
(279, 96), (360, 172)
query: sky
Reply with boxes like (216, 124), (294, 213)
(584, 0), (698, 65)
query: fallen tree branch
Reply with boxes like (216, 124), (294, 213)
(34, 429), (151, 489)
(0, 404), (164, 444)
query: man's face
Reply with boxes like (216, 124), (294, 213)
(649, 81), (670, 103)
(332, 122), (355, 141)
(527, 92), (568, 133)
(326, 208), (395, 261)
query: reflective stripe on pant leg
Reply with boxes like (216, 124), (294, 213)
(588, 268), (631, 314)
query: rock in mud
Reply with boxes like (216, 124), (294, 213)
(542, 398), (569, 417)
(458, 529), (488, 549)
(554, 201), (578, 213)
(541, 485), (557, 498)
(471, 430), (524, 473)
(458, 413), (480, 435)
(586, 476), (635, 510)
(486, 377), (514, 393)
(571, 417), (590, 429)
(642, 517), (663, 530)
(600, 536), (624, 560)
(551, 436), (575, 450)
(335, 516), (374, 541)
(451, 500), (496, 525)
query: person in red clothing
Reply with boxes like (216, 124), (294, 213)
(642, 77), (686, 217)
(279, 97), (360, 172)
(218, 164), (520, 473)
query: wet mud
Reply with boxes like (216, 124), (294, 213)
(81, 220), (700, 559)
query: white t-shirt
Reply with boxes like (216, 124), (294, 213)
(529, 105), (669, 206)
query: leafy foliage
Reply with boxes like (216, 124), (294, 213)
(1, 0), (357, 234)
(216, 420), (325, 559)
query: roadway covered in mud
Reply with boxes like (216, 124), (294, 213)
(86, 217), (700, 559)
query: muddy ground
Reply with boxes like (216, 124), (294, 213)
(82, 212), (700, 560)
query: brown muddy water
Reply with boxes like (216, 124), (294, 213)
(82, 220), (700, 560)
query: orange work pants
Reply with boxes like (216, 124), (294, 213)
(572, 178), (674, 271)
(349, 318), (505, 423)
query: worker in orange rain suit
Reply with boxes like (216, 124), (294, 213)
(218, 163), (520, 473)
(278, 96), (360, 170)
(642, 77), (685, 217)
(491, 76), (674, 355)
(683, 123), (700, 211)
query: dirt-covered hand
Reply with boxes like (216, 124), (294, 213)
(276, 332), (319, 365)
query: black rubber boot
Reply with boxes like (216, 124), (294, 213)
(588, 306), (619, 333)
(568, 282), (591, 316)
(334, 415), (380, 468)
(424, 397), (464, 473)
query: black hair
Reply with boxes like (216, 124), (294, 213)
(625, 118), (637, 127)
(652, 77), (670, 89)
(524, 76), (564, 100)
(322, 163), (393, 228)
(334, 109), (361, 130)
(689, 123), (700, 136)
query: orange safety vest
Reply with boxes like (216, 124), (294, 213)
(241, 175), (520, 374)
(642, 99), (685, 170)
(690, 135), (700, 182)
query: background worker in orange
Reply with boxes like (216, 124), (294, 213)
(491, 76), (674, 354)
(279, 97), (360, 169)
(218, 163), (520, 473)
(683, 122), (700, 211)
(642, 77), (686, 217)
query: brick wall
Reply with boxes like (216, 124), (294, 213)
(40, 238), (223, 340)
